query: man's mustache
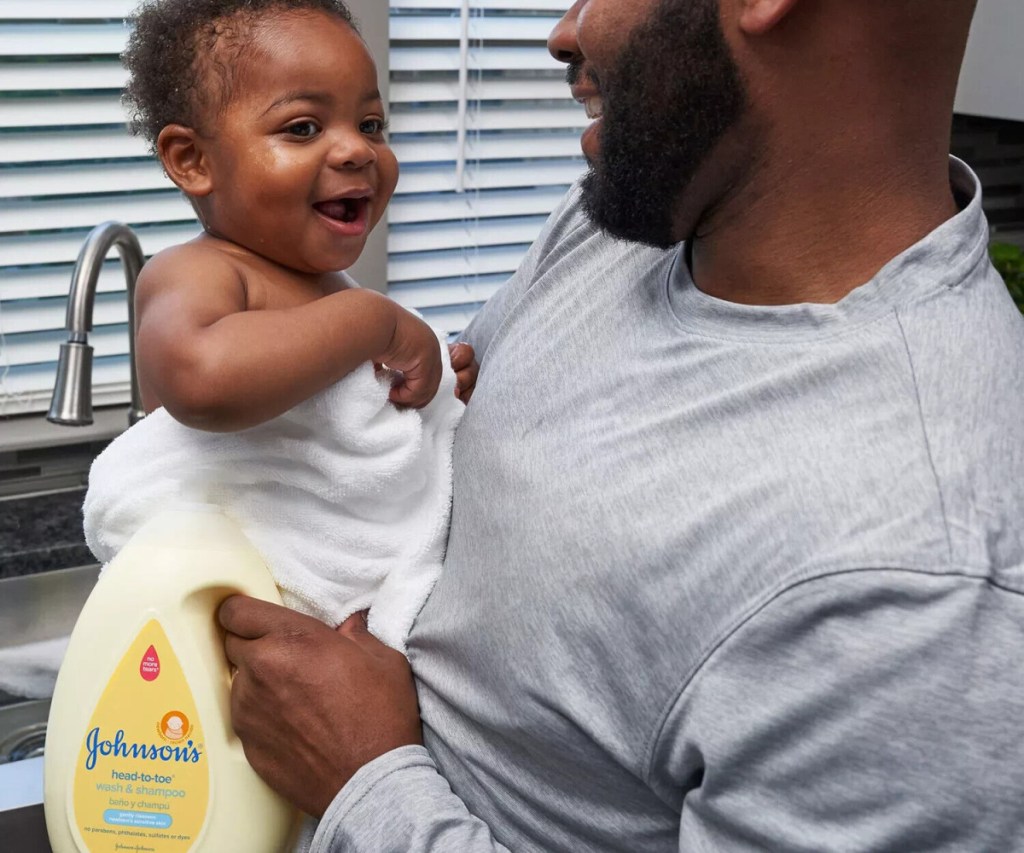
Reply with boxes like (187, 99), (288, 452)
(566, 60), (600, 90)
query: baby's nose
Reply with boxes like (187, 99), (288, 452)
(328, 132), (377, 170)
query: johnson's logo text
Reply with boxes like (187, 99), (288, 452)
(84, 727), (202, 771)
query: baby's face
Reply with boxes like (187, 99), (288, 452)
(196, 10), (399, 275)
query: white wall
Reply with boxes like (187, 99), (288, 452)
(955, 0), (1024, 123)
(341, 0), (391, 292)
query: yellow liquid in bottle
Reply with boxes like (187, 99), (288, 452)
(44, 505), (300, 852)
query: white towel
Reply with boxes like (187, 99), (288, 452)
(0, 636), (71, 699)
(83, 339), (464, 653)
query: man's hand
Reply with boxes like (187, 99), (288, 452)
(449, 342), (479, 403)
(379, 307), (444, 409)
(219, 598), (422, 817)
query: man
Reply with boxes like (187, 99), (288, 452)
(221, 0), (1024, 849)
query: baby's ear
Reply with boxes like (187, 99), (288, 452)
(157, 124), (213, 197)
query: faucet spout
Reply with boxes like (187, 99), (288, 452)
(47, 221), (147, 427)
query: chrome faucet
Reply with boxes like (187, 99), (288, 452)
(47, 221), (147, 427)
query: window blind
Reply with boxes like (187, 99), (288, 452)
(387, 0), (585, 332)
(0, 0), (584, 417)
(1, 1), (152, 417)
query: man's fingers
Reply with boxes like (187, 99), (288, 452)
(223, 629), (258, 671)
(336, 610), (370, 638)
(219, 594), (305, 639)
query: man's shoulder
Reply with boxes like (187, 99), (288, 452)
(893, 263), (1024, 577)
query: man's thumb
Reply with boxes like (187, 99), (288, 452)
(336, 610), (370, 637)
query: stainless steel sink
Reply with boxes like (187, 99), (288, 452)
(0, 565), (98, 852)
(0, 699), (49, 764)
(0, 707), (51, 851)
(0, 565), (98, 656)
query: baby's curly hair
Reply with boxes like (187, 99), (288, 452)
(122, 0), (357, 151)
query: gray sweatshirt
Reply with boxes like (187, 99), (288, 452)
(311, 159), (1024, 851)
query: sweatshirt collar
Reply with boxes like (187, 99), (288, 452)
(666, 157), (989, 342)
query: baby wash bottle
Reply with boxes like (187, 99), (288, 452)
(44, 504), (300, 852)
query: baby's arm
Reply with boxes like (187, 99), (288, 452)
(135, 245), (442, 432)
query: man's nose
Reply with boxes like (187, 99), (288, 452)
(548, 0), (585, 64)
(328, 131), (377, 170)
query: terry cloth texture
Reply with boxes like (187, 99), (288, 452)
(311, 159), (1024, 851)
(84, 336), (464, 653)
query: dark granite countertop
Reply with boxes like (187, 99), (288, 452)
(0, 489), (92, 580)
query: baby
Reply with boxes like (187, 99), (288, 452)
(84, 0), (476, 653)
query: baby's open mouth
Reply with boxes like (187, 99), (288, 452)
(314, 197), (368, 224)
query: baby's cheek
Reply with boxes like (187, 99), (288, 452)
(378, 148), (400, 202)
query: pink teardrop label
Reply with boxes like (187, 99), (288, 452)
(140, 644), (160, 681)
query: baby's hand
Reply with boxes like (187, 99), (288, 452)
(379, 306), (443, 408)
(448, 342), (479, 404)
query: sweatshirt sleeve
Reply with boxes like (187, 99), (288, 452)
(651, 569), (1024, 852)
(310, 746), (513, 852)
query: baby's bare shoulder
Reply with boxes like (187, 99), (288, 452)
(136, 239), (247, 308)
(140, 239), (244, 285)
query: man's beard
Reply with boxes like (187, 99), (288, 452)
(578, 0), (747, 248)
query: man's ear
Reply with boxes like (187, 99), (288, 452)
(156, 124), (214, 197)
(737, 0), (801, 35)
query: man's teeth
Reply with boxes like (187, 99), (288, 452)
(582, 96), (603, 120)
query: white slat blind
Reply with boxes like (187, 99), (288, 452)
(0, 0), (583, 416)
(387, 0), (584, 332)
(1, 1), (154, 416)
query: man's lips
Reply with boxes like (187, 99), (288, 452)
(571, 84), (604, 160)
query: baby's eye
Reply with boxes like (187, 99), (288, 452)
(286, 120), (320, 138)
(360, 118), (388, 136)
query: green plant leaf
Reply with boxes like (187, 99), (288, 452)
(989, 242), (1024, 314)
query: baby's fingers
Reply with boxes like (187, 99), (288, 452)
(455, 366), (478, 403)
(448, 343), (478, 403)
(389, 377), (426, 409)
(389, 364), (442, 409)
(448, 342), (475, 371)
